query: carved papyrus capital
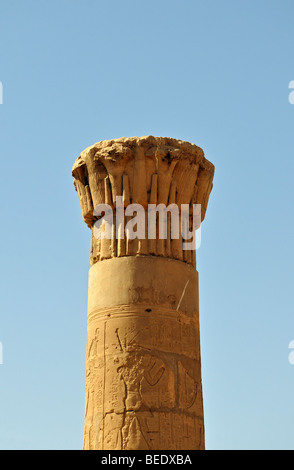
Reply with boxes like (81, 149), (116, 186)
(72, 136), (214, 266)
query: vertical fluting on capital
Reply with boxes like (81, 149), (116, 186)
(72, 136), (214, 450)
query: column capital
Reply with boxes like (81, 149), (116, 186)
(72, 136), (214, 266)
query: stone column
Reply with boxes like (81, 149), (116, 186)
(72, 136), (214, 450)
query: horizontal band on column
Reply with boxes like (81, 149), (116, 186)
(87, 303), (197, 322)
(87, 255), (199, 318)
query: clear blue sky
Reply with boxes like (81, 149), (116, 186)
(0, 0), (294, 450)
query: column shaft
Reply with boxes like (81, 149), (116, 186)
(84, 256), (204, 450)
